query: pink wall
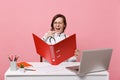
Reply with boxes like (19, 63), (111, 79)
(0, 0), (119, 80)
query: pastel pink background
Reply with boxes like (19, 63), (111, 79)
(0, 0), (119, 80)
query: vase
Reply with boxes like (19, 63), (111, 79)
(19, 68), (25, 73)
(10, 61), (17, 71)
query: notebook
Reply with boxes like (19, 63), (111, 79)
(66, 48), (113, 76)
(32, 33), (76, 65)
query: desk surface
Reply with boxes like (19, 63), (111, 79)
(5, 62), (108, 76)
(5, 62), (109, 80)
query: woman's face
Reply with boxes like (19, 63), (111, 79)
(53, 17), (65, 34)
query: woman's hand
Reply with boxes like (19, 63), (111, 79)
(45, 31), (56, 38)
(74, 49), (80, 57)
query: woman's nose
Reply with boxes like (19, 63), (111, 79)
(56, 23), (60, 27)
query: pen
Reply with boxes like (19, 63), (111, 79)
(10, 55), (13, 61)
(14, 55), (16, 61)
(14, 55), (19, 61)
(8, 55), (19, 62)
(16, 56), (19, 61)
(8, 57), (12, 61)
(25, 69), (36, 71)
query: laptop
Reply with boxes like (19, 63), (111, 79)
(32, 33), (76, 65)
(66, 48), (113, 76)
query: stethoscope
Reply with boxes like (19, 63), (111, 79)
(47, 34), (67, 44)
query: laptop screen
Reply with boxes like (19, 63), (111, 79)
(66, 48), (113, 76)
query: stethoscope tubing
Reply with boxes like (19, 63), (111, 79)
(47, 34), (66, 44)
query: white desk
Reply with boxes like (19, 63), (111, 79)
(5, 62), (109, 80)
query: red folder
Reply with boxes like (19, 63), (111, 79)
(32, 33), (76, 65)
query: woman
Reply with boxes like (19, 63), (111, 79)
(42, 14), (79, 62)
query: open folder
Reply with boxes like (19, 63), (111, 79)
(32, 33), (76, 65)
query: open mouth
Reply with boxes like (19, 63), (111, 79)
(56, 28), (61, 30)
